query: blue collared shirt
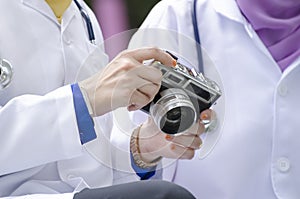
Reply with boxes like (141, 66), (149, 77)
(71, 83), (97, 144)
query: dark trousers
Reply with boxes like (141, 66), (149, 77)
(74, 180), (195, 199)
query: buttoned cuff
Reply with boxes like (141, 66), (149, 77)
(71, 83), (97, 144)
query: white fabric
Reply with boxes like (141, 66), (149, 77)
(0, 0), (122, 198)
(126, 0), (300, 198)
(2, 193), (74, 199)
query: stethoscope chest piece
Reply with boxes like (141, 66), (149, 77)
(0, 58), (13, 90)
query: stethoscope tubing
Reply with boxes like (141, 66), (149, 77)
(0, 0), (202, 90)
(0, 59), (13, 89)
(74, 0), (96, 44)
(192, 0), (204, 73)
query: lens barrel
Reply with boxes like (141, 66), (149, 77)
(150, 88), (196, 135)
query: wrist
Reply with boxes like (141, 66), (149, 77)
(130, 125), (162, 169)
(78, 83), (94, 117)
(139, 120), (164, 162)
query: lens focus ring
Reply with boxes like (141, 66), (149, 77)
(150, 88), (196, 135)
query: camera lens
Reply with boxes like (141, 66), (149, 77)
(150, 88), (197, 135)
(166, 107), (181, 122)
(161, 106), (195, 135)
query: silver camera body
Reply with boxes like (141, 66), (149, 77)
(142, 61), (221, 135)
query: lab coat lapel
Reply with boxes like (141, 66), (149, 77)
(281, 57), (300, 80)
(212, 0), (244, 23)
(61, 2), (77, 33)
(22, 0), (58, 25)
(211, 0), (281, 76)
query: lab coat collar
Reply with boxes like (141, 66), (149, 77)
(61, 1), (77, 32)
(22, 0), (59, 25)
(281, 56), (300, 79)
(212, 0), (246, 24)
(212, 0), (283, 74)
(21, 0), (77, 30)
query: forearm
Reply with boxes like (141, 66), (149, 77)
(0, 85), (82, 175)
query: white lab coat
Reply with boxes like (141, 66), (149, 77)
(126, 0), (300, 198)
(0, 0), (128, 198)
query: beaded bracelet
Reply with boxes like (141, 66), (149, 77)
(130, 125), (162, 169)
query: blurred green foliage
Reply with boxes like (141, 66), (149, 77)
(125, 0), (160, 28)
(85, 0), (160, 28)
(84, 0), (92, 9)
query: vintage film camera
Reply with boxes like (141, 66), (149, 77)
(142, 60), (221, 135)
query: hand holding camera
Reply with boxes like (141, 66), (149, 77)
(141, 59), (221, 135)
(134, 58), (221, 166)
(78, 47), (176, 116)
(137, 109), (215, 164)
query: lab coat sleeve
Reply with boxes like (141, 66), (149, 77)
(71, 83), (97, 144)
(0, 85), (83, 176)
(1, 193), (74, 199)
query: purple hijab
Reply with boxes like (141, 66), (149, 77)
(236, 0), (300, 71)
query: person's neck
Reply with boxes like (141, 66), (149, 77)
(45, 0), (72, 23)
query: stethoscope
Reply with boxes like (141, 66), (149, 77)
(0, 0), (200, 90)
(192, 0), (204, 73)
(0, 59), (13, 90)
(74, 0), (96, 44)
(0, 0), (95, 90)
